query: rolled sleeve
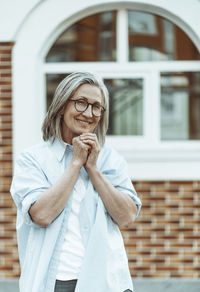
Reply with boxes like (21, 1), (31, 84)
(21, 189), (46, 226)
(116, 185), (141, 218)
(124, 187), (141, 218)
(10, 151), (50, 226)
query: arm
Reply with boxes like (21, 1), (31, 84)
(87, 167), (137, 228)
(80, 133), (138, 228)
(29, 138), (90, 227)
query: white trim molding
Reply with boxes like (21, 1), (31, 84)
(106, 138), (200, 181)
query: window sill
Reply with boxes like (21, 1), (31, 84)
(106, 136), (200, 181)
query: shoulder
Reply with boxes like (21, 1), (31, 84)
(19, 141), (50, 158)
(99, 142), (126, 168)
(16, 141), (51, 166)
(100, 142), (123, 158)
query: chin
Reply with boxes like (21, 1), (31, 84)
(74, 129), (87, 136)
(78, 127), (92, 133)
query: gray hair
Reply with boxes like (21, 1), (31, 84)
(42, 71), (109, 147)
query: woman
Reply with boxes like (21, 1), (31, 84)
(11, 72), (141, 292)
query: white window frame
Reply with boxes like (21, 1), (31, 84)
(13, 0), (200, 181)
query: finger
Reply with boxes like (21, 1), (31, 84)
(80, 134), (98, 144)
(82, 141), (100, 154)
(82, 139), (96, 147)
(80, 133), (97, 140)
(73, 137), (91, 151)
(79, 134), (100, 152)
(81, 137), (98, 147)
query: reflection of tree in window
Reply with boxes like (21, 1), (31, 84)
(46, 74), (67, 109)
(46, 12), (116, 62)
(128, 11), (200, 61)
(105, 79), (143, 135)
(161, 72), (200, 140)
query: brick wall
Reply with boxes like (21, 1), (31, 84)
(0, 42), (199, 280)
(0, 42), (20, 278)
(122, 181), (200, 278)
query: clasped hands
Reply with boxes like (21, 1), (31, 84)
(72, 133), (100, 170)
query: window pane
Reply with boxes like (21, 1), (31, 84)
(128, 11), (200, 61)
(46, 11), (116, 62)
(104, 79), (143, 135)
(46, 74), (68, 109)
(161, 72), (200, 140)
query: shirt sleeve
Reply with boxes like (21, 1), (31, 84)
(101, 147), (142, 218)
(10, 151), (50, 226)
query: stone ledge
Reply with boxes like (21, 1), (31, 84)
(0, 278), (200, 292)
(133, 278), (200, 292)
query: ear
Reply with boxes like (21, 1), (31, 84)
(60, 108), (65, 115)
(60, 102), (68, 115)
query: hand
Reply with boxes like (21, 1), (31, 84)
(72, 136), (91, 167)
(79, 133), (100, 171)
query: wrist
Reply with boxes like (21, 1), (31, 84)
(71, 158), (83, 170)
(86, 164), (99, 176)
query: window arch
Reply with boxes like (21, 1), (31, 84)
(46, 10), (200, 63)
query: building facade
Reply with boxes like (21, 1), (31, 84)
(0, 0), (200, 290)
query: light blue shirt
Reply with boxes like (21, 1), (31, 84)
(10, 139), (142, 292)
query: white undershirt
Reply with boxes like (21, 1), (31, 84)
(56, 175), (86, 280)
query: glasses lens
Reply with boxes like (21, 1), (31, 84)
(74, 99), (103, 117)
(92, 104), (102, 117)
(75, 100), (87, 112)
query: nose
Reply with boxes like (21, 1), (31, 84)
(82, 104), (93, 117)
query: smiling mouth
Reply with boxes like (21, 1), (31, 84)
(76, 119), (92, 125)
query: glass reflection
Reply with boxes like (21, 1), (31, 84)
(128, 11), (200, 61)
(105, 79), (143, 135)
(46, 74), (67, 109)
(46, 11), (116, 62)
(161, 72), (200, 140)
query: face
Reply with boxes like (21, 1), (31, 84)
(61, 83), (103, 144)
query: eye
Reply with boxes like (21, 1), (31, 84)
(77, 99), (87, 106)
(93, 103), (101, 110)
(76, 100), (88, 110)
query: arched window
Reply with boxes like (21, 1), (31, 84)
(45, 10), (200, 145)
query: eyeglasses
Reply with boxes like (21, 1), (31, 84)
(68, 99), (105, 117)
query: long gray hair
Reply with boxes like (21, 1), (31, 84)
(42, 72), (109, 147)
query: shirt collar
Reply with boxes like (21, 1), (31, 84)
(50, 138), (73, 162)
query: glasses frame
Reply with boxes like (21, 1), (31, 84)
(68, 98), (106, 117)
